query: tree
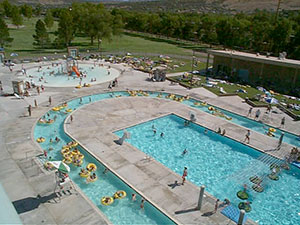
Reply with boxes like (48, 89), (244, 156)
(33, 19), (50, 48)
(21, 4), (32, 19)
(11, 6), (23, 28)
(34, 4), (42, 16)
(2, 0), (12, 17)
(44, 10), (54, 28)
(56, 9), (75, 47)
(0, 17), (13, 47)
(112, 14), (123, 36)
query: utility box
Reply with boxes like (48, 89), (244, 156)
(12, 80), (24, 95)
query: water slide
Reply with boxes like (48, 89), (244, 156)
(72, 66), (80, 77)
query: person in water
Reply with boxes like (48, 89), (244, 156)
(182, 149), (188, 155)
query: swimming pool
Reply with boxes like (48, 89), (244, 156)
(22, 63), (119, 87)
(34, 92), (175, 225)
(34, 90), (299, 225)
(115, 114), (300, 225)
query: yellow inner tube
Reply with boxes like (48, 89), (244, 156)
(73, 160), (83, 166)
(72, 150), (80, 155)
(269, 128), (276, 132)
(61, 149), (70, 155)
(79, 170), (90, 178)
(114, 190), (127, 199)
(63, 158), (72, 164)
(76, 85), (82, 89)
(86, 176), (97, 183)
(52, 107), (60, 111)
(37, 137), (45, 143)
(201, 102), (207, 106)
(66, 109), (73, 113)
(208, 106), (215, 111)
(101, 197), (114, 206)
(44, 162), (53, 169)
(87, 163), (97, 171)
(77, 154), (84, 159)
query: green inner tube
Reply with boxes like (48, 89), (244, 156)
(252, 184), (264, 193)
(238, 202), (252, 213)
(237, 191), (249, 200)
(249, 176), (262, 184)
(268, 173), (279, 181)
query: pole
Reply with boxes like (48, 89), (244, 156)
(197, 185), (205, 210)
(192, 50), (195, 72)
(275, 0), (281, 22)
(237, 210), (245, 225)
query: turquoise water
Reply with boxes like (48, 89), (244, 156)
(183, 99), (300, 148)
(34, 92), (175, 225)
(115, 114), (300, 225)
(34, 91), (299, 225)
(23, 63), (119, 87)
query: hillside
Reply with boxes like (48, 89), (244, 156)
(1, 0), (300, 12)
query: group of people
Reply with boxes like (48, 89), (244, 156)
(131, 194), (145, 209)
(152, 125), (164, 137)
(217, 127), (226, 136)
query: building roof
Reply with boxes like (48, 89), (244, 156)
(208, 49), (300, 69)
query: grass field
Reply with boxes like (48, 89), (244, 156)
(4, 17), (205, 73)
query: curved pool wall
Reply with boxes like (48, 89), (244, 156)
(34, 92), (176, 225)
(23, 63), (119, 87)
(115, 114), (300, 225)
(34, 90), (299, 224)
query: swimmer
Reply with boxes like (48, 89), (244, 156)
(131, 193), (136, 201)
(221, 129), (226, 136)
(153, 129), (157, 135)
(140, 199), (145, 210)
(160, 132), (164, 137)
(204, 129), (208, 134)
(103, 168), (109, 174)
(182, 149), (188, 155)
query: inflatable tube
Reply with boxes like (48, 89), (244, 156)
(194, 102), (200, 106)
(267, 131), (275, 137)
(36, 137), (45, 143)
(63, 152), (72, 159)
(270, 163), (280, 172)
(73, 160), (83, 167)
(52, 107), (60, 111)
(66, 109), (73, 113)
(237, 191), (249, 200)
(114, 190), (127, 199)
(101, 197), (114, 206)
(71, 142), (78, 148)
(238, 202), (252, 213)
(268, 173), (279, 181)
(63, 158), (72, 164)
(76, 85), (82, 89)
(201, 102), (207, 106)
(249, 175), (263, 184)
(86, 176), (97, 183)
(61, 149), (70, 155)
(44, 162), (53, 170)
(208, 106), (215, 111)
(77, 154), (84, 160)
(252, 184), (264, 193)
(269, 128), (276, 133)
(72, 149), (80, 155)
(87, 163), (97, 172)
(79, 170), (90, 178)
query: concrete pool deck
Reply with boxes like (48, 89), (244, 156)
(0, 59), (299, 224)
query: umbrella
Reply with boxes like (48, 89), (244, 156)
(10, 53), (18, 57)
(49, 161), (70, 173)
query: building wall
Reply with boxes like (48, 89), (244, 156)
(212, 55), (300, 95)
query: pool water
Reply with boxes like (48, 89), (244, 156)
(23, 63), (119, 87)
(34, 91), (299, 225)
(115, 114), (300, 225)
(34, 92), (175, 225)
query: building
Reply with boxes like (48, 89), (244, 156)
(208, 49), (300, 96)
